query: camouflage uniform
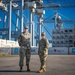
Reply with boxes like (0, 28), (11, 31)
(38, 33), (49, 70)
(18, 30), (31, 67)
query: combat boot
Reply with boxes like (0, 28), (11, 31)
(20, 66), (23, 72)
(37, 68), (44, 73)
(27, 64), (30, 71)
(43, 67), (46, 72)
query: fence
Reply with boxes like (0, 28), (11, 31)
(0, 47), (75, 56)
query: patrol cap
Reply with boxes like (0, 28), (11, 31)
(41, 32), (45, 36)
(24, 26), (28, 29)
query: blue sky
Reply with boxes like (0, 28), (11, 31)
(0, 0), (75, 41)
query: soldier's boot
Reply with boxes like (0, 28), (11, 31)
(43, 67), (46, 72)
(27, 64), (30, 71)
(37, 68), (44, 73)
(20, 66), (23, 72)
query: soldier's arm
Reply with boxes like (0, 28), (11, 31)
(29, 33), (32, 46)
(45, 39), (49, 49)
(30, 33), (32, 41)
(18, 35), (22, 46)
(38, 41), (40, 55)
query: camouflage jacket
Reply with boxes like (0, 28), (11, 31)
(18, 32), (31, 49)
(38, 38), (49, 55)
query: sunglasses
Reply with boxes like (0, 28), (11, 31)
(41, 35), (44, 36)
(25, 28), (28, 29)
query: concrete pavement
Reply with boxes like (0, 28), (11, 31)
(0, 55), (75, 75)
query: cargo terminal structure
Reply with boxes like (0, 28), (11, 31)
(51, 12), (75, 47)
(0, 2), (75, 75)
(0, 0), (75, 48)
(0, 0), (60, 46)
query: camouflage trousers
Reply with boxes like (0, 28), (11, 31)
(19, 47), (31, 67)
(39, 53), (48, 69)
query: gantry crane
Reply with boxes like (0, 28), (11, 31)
(0, 0), (75, 46)
(0, 0), (60, 46)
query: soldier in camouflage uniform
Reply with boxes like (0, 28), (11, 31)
(18, 26), (31, 72)
(38, 32), (49, 73)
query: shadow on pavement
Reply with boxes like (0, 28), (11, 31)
(0, 70), (37, 73)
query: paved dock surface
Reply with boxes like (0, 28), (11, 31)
(0, 55), (75, 75)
